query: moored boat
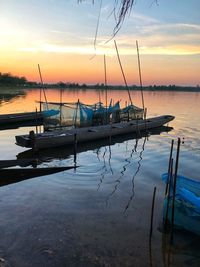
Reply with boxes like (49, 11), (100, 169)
(16, 115), (174, 150)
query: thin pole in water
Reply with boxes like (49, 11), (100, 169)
(149, 186), (157, 240)
(60, 89), (63, 127)
(136, 40), (145, 119)
(74, 133), (77, 165)
(164, 157), (173, 231)
(35, 108), (38, 134)
(170, 138), (181, 244)
(165, 139), (174, 196)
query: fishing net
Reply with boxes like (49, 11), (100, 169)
(120, 104), (143, 121)
(162, 173), (200, 235)
(42, 101), (144, 129)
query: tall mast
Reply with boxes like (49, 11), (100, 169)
(114, 40), (133, 106)
(136, 40), (145, 118)
(38, 64), (48, 111)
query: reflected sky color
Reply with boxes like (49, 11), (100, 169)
(0, 0), (199, 85)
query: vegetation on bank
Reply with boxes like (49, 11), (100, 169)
(0, 72), (199, 92)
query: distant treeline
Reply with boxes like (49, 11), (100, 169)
(0, 72), (27, 86)
(0, 73), (199, 92)
(45, 82), (200, 92)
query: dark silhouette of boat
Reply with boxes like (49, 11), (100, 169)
(0, 166), (76, 187)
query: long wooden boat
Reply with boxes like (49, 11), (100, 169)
(0, 109), (58, 125)
(15, 115), (174, 150)
(16, 125), (173, 161)
(0, 166), (76, 187)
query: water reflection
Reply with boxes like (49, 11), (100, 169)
(1, 89), (200, 267)
(0, 88), (26, 107)
(123, 137), (147, 213)
(161, 231), (200, 267)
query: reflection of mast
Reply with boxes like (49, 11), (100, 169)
(106, 154), (132, 206)
(123, 136), (147, 213)
(96, 143), (114, 191)
(97, 147), (108, 191)
(106, 138), (139, 206)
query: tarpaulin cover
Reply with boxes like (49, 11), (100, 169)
(162, 173), (200, 235)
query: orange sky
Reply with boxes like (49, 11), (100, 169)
(0, 1), (199, 86)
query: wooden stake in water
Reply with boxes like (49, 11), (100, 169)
(170, 138), (181, 244)
(74, 133), (77, 165)
(35, 108), (38, 134)
(60, 89), (63, 127)
(149, 186), (157, 240)
(164, 157), (173, 231)
(165, 139), (174, 196)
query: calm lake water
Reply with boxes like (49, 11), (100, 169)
(0, 88), (200, 267)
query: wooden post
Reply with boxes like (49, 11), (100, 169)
(164, 158), (173, 231)
(35, 108), (38, 134)
(149, 186), (157, 240)
(165, 140), (174, 196)
(170, 138), (181, 244)
(74, 133), (77, 164)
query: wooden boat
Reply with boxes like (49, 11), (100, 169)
(0, 109), (59, 125)
(0, 166), (76, 187)
(15, 115), (174, 150)
(16, 125), (173, 161)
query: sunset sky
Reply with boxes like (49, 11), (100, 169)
(0, 0), (199, 86)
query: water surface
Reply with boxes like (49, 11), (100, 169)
(0, 88), (199, 267)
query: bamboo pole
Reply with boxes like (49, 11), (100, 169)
(149, 186), (157, 240)
(35, 108), (38, 134)
(74, 133), (77, 164)
(136, 40), (145, 118)
(164, 158), (173, 231)
(114, 40), (133, 106)
(165, 139), (174, 196)
(170, 138), (181, 244)
(104, 55), (108, 124)
(60, 89), (63, 127)
(38, 64), (48, 110)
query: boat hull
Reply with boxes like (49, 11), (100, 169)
(15, 115), (174, 150)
